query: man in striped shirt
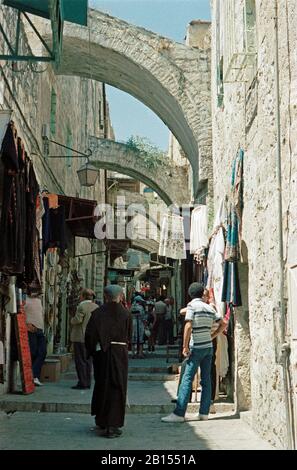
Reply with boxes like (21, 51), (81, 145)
(162, 282), (226, 423)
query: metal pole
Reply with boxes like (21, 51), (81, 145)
(102, 83), (108, 287)
(274, 0), (294, 450)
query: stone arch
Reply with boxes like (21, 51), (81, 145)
(47, 9), (212, 196)
(89, 137), (189, 205)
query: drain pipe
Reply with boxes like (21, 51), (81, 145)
(274, 0), (294, 450)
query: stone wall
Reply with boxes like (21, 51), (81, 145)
(210, 0), (297, 449)
(0, 6), (109, 297)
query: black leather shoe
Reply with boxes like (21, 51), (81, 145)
(104, 427), (122, 438)
(171, 398), (177, 403)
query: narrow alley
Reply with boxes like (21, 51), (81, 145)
(0, 0), (297, 456)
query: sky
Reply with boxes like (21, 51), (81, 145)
(89, 0), (211, 150)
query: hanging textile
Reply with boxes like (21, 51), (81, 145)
(216, 333), (229, 378)
(158, 213), (186, 260)
(24, 160), (40, 285)
(225, 149), (244, 262)
(213, 197), (227, 232)
(225, 202), (240, 261)
(0, 122), (26, 275)
(221, 261), (242, 307)
(232, 148), (244, 228)
(36, 193), (45, 234)
(190, 205), (208, 254)
(207, 227), (226, 317)
(0, 122), (40, 285)
(42, 195), (67, 254)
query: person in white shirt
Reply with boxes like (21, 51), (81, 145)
(24, 290), (47, 387)
(162, 282), (226, 423)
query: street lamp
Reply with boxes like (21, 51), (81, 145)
(77, 160), (99, 187)
(40, 133), (99, 188)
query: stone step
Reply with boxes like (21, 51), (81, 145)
(128, 373), (178, 381)
(63, 367), (176, 381)
(128, 367), (171, 373)
(139, 354), (179, 360)
(0, 400), (235, 415)
(64, 369), (175, 381)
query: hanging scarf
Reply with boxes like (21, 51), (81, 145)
(159, 213), (186, 260)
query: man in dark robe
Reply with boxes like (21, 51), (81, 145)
(85, 284), (132, 439)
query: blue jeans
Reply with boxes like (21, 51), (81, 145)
(174, 347), (213, 417)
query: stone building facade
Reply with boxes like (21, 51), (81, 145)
(210, 0), (297, 449)
(0, 7), (113, 392)
(167, 19), (212, 217)
(0, 6), (112, 299)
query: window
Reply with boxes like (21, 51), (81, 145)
(244, 0), (257, 54)
(223, 0), (257, 83)
(66, 127), (72, 168)
(50, 88), (57, 136)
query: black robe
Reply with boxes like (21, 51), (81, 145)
(85, 302), (132, 428)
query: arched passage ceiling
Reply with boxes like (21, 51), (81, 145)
(88, 137), (189, 206)
(47, 9), (212, 196)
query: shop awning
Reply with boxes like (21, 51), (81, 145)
(3, 0), (88, 26)
(108, 267), (135, 282)
(58, 195), (97, 239)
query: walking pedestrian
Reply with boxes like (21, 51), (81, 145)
(164, 297), (174, 345)
(162, 282), (226, 423)
(85, 284), (132, 438)
(70, 288), (97, 390)
(145, 300), (156, 352)
(131, 295), (146, 358)
(24, 289), (47, 387)
(152, 296), (167, 345)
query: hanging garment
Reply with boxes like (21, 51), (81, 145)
(207, 227), (226, 317)
(225, 149), (244, 261)
(213, 197), (227, 232)
(193, 248), (207, 264)
(216, 333), (229, 378)
(24, 160), (40, 285)
(159, 213), (186, 260)
(36, 193), (45, 234)
(225, 202), (240, 261)
(0, 123), (27, 275)
(42, 197), (67, 254)
(221, 261), (242, 307)
(190, 205), (208, 254)
(232, 148), (244, 225)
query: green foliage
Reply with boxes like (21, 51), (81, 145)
(125, 135), (167, 169)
